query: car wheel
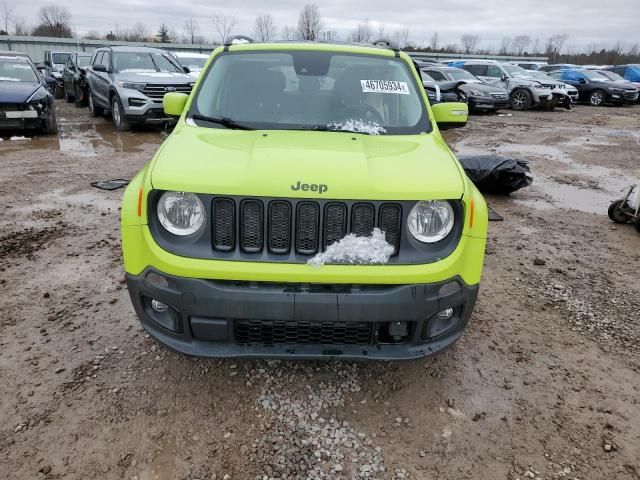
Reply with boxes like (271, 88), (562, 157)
(607, 200), (629, 224)
(42, 105), (58, 135)
(510, 89), (532, 111)
(589, 89), (605, 106)
(111, 95), (131, 131)
(65, 84), (74, 103)
(54, 84), (65, 100)
(74, 84), (86, 108)
(88, 91), (101, 117)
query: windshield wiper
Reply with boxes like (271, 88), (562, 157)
(189, 114), (254, 130)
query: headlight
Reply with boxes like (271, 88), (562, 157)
(469, 89), (485, 96)
(117, 81), (146, 90)
(157, 192), (205, 236)
(407, 201), (455, 243)
(608, 87), (624, 92)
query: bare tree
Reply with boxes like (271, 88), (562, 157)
(130, 22), (149, 42)
(212, 13), (236, 44)
(2, 0), (14, 33)
(12, 15), (27, 36)
(350, 21), (372, 43)
(512, 35), (531, 55)
(83, 30), (102, 40)
(32, 5), (72, 37)
(183, 18), (201, 44)
(376, 23), (385, 39)
(254, 14), (275, 41)
(296, 4), (322, 41)
(394, 28), (409, 49)
(530, 37), (541, 55)
(499, 36), (512, 55)
(429, 31), (439, 50)
(629, 43), (640, 57)
(320, 30), (338, 41)
(281, 25), (297, 40)
(546, 33), (569, 62)
(460, 34), (480, 54)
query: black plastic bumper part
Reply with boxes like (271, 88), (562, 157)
(126, 269), (479, 360)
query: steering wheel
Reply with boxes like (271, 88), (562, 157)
(341, 104), (385, 125)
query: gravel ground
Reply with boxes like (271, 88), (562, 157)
(1, 101), (639, 480)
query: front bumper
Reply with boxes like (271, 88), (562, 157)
(117, 87), (175, 124)
(468, 96), (509, 111)
(126, 269), (479, 360)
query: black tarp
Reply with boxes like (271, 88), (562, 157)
(458, 155), (533, 195)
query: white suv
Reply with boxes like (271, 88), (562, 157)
(457, 60), (553, 110)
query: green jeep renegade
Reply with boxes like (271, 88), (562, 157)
(121, 40), (488, 359)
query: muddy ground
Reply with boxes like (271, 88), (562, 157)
(1, 101), (639, 480)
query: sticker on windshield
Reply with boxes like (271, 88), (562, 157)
(361, 80), (410, 95)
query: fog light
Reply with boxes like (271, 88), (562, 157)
(437, 308), (454, 320)
(151, 299), (168, 313)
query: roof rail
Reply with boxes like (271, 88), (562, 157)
(224, 35), (255, 47)
(371, 38), (400, 52)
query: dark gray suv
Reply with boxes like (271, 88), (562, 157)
(86, 46), (194, 130)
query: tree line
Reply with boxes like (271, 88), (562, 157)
(2, 2), (639, 65)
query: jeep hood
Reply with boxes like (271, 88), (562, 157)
(151, 127), (466, 200)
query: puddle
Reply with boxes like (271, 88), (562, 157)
(454, 139), (639, 215)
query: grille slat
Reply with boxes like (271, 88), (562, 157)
(351, 203), (375, 237)
(324, 203), (348, 248)
(234, 320), (373, 345)
(212, 198), (235, 251)
(240, 200), (264, 252)
(141, 84), (192, 99)
(295, 202), (320, 254)
(379, 204), (402, 255)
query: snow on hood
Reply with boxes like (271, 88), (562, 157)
(308, 228), (395, 267)
(328, 120), (387, 135)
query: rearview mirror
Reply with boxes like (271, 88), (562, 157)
(183, 66), (191, 74)
(431, 102), (468, 130)
(93, 64), (108, 73)
(579, 78), (587, 84)
(163, 92), (189, 116)
(501, 74), (508, 82)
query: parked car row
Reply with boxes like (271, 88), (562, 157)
(2, 45), (640, 136)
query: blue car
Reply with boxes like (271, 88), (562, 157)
(605, 65), (640, 101)
(0, 54), (58, 134)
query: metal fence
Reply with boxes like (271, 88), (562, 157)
(0, 35), (548, 64)
(0, 35), (216, 62)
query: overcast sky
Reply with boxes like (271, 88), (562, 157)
(14, 0), (640, 51)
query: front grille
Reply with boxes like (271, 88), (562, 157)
(141, 84), (192, 100)
(211, 198), (403, 258)
(234, 319), (373, 345)
(624, 91), (639, 100)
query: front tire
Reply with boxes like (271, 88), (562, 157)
(43, 106), (58, 135)
(510, 89), (532, 111)
(74, 84), (86, 107)
(65, 85), (74, 103)
(608, 200), (629, 224)
(589, 89), (606, 106)
(111, 95), (131, 131)
(54, 83), (64, 100)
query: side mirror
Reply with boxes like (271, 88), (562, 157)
(44, 59), (51, 67)
(501, 74), (508, 82)
(44, 76), (57, 88)
(183, 66), (191, 74)
(93, 64), (108, 73)
(579, 78), (587, 84)
(431, 102), (468, 130)
(163, 92), (189, 116)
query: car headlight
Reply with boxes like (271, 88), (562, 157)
(157, 192), (205, 236)
(407, 201), (455, 243)
(608, 87), (624, 92)
(117, 81), (146, 90)
(469, 89), (486, 97)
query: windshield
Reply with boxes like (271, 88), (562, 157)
(52, 53), (70, 64)
(598, 71), (625, 82)
(501, 64), (531, 78)
(530, 71), (554, 81)
(113, 52), (182, 73)
(447, 69), (479, 81)
(178, 56), (207, 70)
(0, 58), (38, 82)
(192, 51), (429, 135)
(580, 70), (610, 81)
(77, 56), (91, 68)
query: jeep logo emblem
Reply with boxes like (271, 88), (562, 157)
(291, 181), (328, 194)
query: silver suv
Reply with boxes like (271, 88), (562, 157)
(86, 46), (194, 130)
(458, 60), (553, 110)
